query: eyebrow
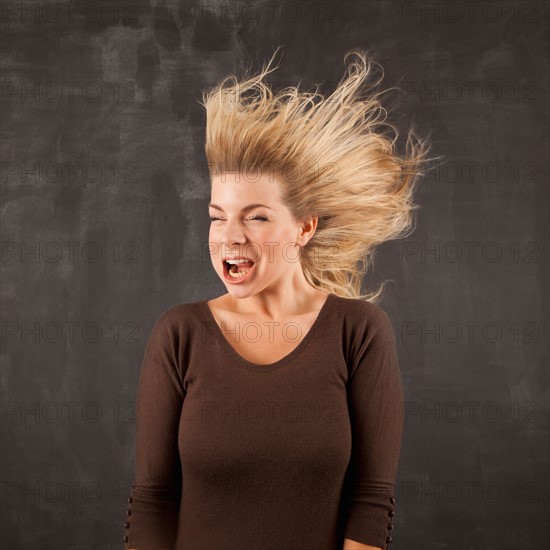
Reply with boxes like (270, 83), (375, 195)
(208, 203), (272, 212)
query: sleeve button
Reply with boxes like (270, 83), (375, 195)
(388, 523), (394, 529)
(127, 496), (133, 503)
(123, 534), (129, 542)
(126, 509), (132, 516)
(388, 510), (394, 517)
(389, 497), (396, 505)
(386, 535), (393, 543)
(124, 522), (130, 529)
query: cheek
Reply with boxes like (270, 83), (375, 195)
(259, 249), (291, 272)
(209, 226), (223, 246)
(208, 230), (222, 265)
(260, 229), (297, 261)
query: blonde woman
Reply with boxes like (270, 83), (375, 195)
(123, 48), (429, 550)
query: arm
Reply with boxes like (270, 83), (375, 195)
(122, 312), (185, 550)
(342, 310), (404, 549)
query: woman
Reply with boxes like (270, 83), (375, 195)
(123, 48), (429, 550)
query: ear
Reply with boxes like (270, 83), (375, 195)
(296, 215), (318, 247)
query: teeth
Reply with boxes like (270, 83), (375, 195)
(228, 267), (253, 279)
(226, 259), (252, 264)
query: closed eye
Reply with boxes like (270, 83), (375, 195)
(209, 216), (268, 222)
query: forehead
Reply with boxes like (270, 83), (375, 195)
(209, 172), (283, 204)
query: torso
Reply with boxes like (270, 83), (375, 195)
(206, 291), (330, 365)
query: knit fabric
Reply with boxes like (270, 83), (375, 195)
(123, 293), (402, 550)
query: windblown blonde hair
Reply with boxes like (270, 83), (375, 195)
(199, 47), (432, 302)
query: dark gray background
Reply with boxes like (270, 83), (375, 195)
(1, 1), (548, 549)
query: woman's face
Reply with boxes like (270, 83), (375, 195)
(208, 171), (316, 298)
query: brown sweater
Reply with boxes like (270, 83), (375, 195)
(122, 293), (403, 550)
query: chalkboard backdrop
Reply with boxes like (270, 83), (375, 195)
(1, 1), (548, 549)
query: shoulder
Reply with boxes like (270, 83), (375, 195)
(139, 301), (205, 369)
(332, 295), (393, 328)
(146, 300), (204, 338)
(332, 295), (396, 348)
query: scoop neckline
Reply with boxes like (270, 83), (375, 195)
(199, 293), (336, 372)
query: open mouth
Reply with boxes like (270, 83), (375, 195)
(223, 259), (256, 281)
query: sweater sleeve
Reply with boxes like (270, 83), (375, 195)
(343, 309), (404, 549)
(123, 311), (184, 550)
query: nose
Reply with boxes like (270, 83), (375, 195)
(220, 219), (247, 247)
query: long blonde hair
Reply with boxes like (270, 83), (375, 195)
(199, 47), (432, 302)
